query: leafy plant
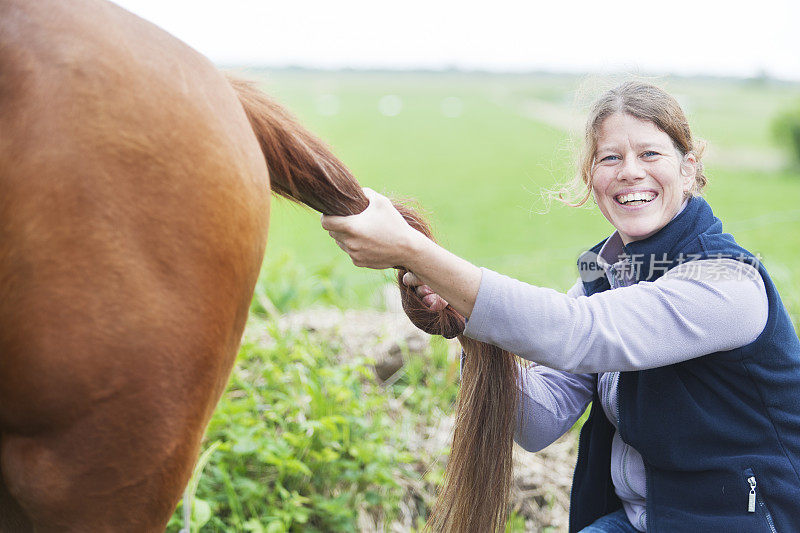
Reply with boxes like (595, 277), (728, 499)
(167, 318), (414, 531)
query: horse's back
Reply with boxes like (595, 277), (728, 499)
(0, 0), (268, 529)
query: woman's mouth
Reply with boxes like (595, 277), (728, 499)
(614, 191), (657, 206)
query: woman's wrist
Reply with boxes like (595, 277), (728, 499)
(402, 229), (442, 273)
(400, 232), (481, 318)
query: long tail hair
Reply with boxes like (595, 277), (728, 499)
(229, 75), (520, 532)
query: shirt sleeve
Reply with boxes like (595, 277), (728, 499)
(514, 277), (595, 452)
(515, 363), (595, 452)
(464, 259), (769, 373)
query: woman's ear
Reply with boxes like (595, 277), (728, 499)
(680, 152), (698, 191)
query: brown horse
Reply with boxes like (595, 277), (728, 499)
(0, 0), (360, 529)
(0, 0), (520, 530)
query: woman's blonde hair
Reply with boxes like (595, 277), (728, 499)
(553, 80), (707, 207)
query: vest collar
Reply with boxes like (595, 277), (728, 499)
(579, 195), (721, 292)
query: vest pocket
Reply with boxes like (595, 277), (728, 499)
(743, 467), (778, 533)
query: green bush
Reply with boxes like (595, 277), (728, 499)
(167, 317), (420, 532)
(772, 104), (800, 167)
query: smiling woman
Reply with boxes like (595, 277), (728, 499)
(322, 80), (800, 532)
(569, 81), (707, 246)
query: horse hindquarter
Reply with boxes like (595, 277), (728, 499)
(0, 0), (269, 529)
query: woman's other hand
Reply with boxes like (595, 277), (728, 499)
(402, 271), (450, 311)
(320, 188), (420, 270)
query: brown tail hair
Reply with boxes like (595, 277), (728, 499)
(229, 75), (520, 532)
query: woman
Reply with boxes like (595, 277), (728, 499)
(321, 81), (800, 532)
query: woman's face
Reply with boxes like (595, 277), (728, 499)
(591, 113), (696, 245)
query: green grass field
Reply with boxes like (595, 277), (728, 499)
(249, 70), (800, 327)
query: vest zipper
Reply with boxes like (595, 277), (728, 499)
(747, 476), (756, 513)
(745, 469), (778, 533)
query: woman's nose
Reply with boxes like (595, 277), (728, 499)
(617, 156), (645, 181)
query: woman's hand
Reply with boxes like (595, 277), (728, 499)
(402, 271), (450, 312)
(323, 187), (481, 319)
(321, 188), (419, 270)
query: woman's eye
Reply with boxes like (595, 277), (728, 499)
(642, 151), (659, 158)
(600, 155), (619, 162)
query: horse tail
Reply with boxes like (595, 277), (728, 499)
(226, 75), (368, 216)
(228, 74), (519, 533)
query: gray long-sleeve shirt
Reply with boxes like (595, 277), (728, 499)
(462, 210), (768, 530)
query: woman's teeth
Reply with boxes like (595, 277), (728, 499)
(615, 192), (656, 205)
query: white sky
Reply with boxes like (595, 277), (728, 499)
(113, 0), (800, 81)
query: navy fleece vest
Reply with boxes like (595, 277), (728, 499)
(569, 196), (800, 532)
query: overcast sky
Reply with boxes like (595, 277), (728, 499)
(113, 0), (800, 81)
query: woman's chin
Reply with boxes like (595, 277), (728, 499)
(618, 224), (661, 245)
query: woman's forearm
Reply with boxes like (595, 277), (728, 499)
(464, 260), (768, 372)
(403, 233), (482, 319)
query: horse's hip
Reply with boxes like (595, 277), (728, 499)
(0, 0), (270, 527)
